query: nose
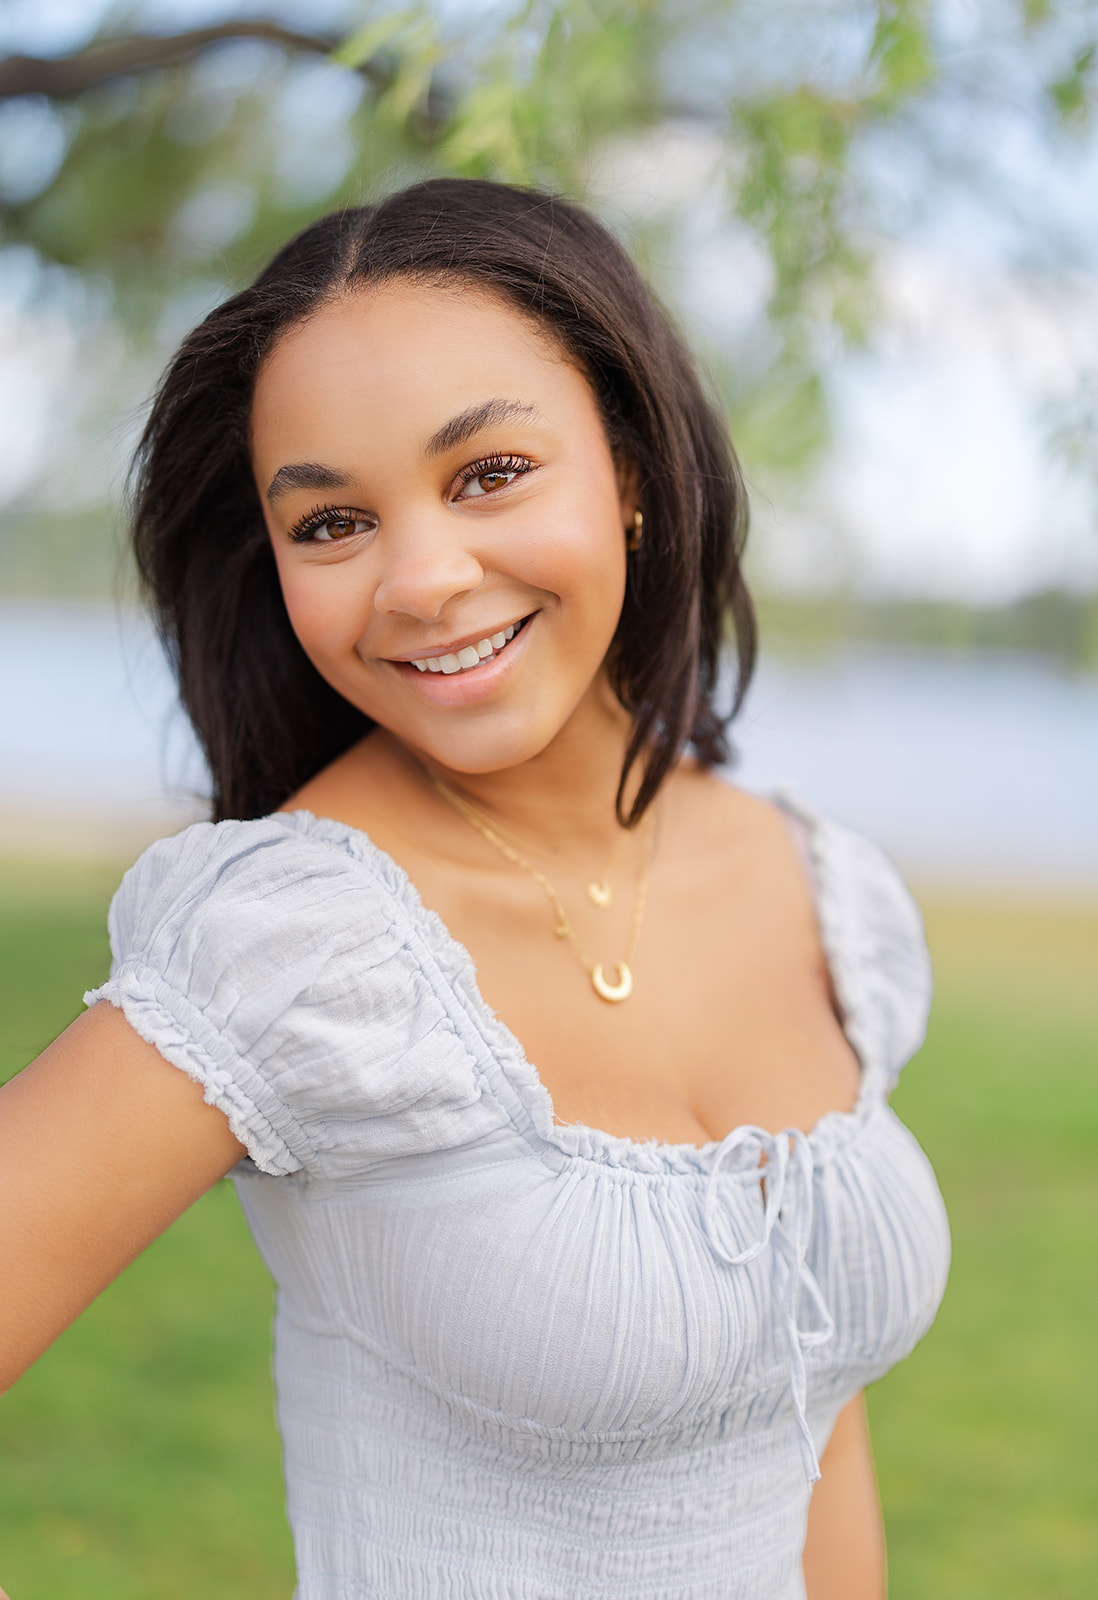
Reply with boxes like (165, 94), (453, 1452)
(372, 518), (485, 621)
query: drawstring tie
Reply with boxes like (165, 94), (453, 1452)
(703, 1126), (835, 1482)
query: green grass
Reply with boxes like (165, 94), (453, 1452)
(1, 863), (1095, 1597)
(0, 861), (295, 1599)
(871, 899), (1098, 1600)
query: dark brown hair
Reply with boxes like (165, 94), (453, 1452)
(131, 177), (755, 825)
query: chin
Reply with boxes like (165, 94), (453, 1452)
(403, 711), (568, 778)
(417, 733), (556, 778)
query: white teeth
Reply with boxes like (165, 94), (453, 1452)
(412, 619), (525, 674)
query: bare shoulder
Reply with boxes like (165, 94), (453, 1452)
(281, 732), (425, 842)
(662, 762), (803, 868)
(658, 763), (822, 941)
(281, 733), (382, 818)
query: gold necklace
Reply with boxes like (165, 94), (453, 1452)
(429, 774), (655, 1004)
(466, 808), (626, 908)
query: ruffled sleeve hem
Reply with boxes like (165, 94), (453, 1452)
(773, 788), (933, 1097)
(85, 962), (309, 1177)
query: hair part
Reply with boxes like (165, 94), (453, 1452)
(131, 178), (756, 825)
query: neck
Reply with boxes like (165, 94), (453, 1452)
(412, 679), (639, 854)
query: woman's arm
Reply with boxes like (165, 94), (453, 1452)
(802, 1391), (887, 1600)
(0, 1001), (246, 1392)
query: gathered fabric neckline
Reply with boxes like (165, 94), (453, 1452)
(275, 790), (886, 1178)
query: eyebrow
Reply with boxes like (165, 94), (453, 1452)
(425, 399), (541, 458)
(264, 399), (542, 501)
(265, 461), (354, 502)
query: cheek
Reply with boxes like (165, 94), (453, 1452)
(512, 477), (627, 619)
(272, 553), (369, 663)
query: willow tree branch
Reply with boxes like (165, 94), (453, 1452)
(0, 21), (385, 102)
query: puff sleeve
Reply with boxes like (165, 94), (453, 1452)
(779, 793), (934, 1097)
(85, 815), (498, 1177)
(817, 818), (933, 1094)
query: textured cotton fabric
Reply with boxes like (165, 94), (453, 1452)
(87, 798), (950, 1600)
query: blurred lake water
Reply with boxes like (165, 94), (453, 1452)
(3, 599), (1096, 886)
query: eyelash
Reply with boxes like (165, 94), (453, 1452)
(454, 451), (534, 493)
(288, 505), (371, 544)
(287, 454), (535, 544)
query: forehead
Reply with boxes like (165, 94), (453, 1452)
(251, 281), (585, 455)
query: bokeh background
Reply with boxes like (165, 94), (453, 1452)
(1, 2), (1096, 1595)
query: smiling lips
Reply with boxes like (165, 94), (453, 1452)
(407, 619), (525, 676)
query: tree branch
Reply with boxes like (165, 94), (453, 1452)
(0, 21), (383, 102)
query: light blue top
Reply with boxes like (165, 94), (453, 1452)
(87, 798), (950, 1600)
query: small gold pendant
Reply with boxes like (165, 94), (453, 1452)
(591, 961), (633, 1003)
(587, 880), (612, 907)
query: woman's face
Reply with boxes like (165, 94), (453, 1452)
(251, 280), (632, 776)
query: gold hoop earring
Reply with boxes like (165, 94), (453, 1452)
(627, 508), (644, 553)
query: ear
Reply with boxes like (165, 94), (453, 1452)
(614, 453), (641, 526)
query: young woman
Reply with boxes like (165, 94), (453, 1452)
(0, 178), (950, 1598)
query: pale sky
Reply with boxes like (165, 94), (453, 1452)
(593, 117), (1098, 602)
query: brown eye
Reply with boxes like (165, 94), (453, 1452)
(455, 453), (533, 501)
(322, 517), (367, 540)
(289, 508), (376, 544)
(460, 468), (519, 499)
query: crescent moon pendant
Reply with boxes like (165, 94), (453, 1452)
(591, 962), (634, 1003)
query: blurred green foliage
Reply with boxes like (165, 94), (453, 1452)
(1, 865), (1096, 1596)
(2, 0), (1098, 603)
(755, 585), (1098, 668)
(1, 0), (1095, 472)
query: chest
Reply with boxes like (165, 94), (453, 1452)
(408, 842), (863, 1146)
(287, 758), (864, 1144)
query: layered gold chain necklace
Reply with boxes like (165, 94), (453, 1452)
(428, 773), (655, 1004)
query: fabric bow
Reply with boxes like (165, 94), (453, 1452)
(703, 1125), (836, 1482)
